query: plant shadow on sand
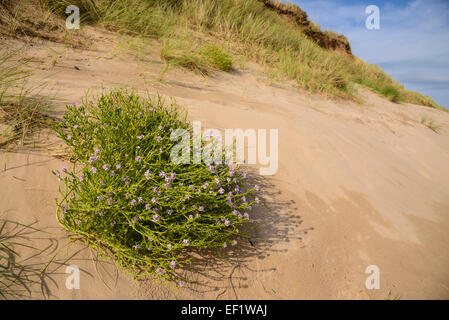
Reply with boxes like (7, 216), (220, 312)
(145, 167), (313, 298)
(0, 216), (100, 299)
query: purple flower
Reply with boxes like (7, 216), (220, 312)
(152, 214), (160, 223)
(97, 195), (104, 201)
(145, 203), (151, 210)
(223, 242), (227, 248)
(170, 260), (176, 267)
(67, 135), (72, 140)
(254, 185), (260, 191)
(110, 170), (115, 177)
(183, 239), (190, 246)
(90, 167), (98, 173)
(179, 281), (184, 287)
(135, 156), (142, 162)
(130, 199), (137, 206)
(224, 220), (230, 226)
(98, 210), (103, 216)
(156, 136), (162, 143)
(110, 221), (116, 227)
(138, 197), (143, 203)
(218, 188), (225, 194)
(151, 197), (157, 204)
(158, 125), (164, 130)
(61, 166), (67, 173)
(198, 206), (204, 212)
(188, 215), (193, 220)
(79, 174), (84, 181)
(255, 197), (260, 204)
(108, 198), (113, 205)
(89, 155), (99, 163)
(231, 240), (237, 246)
(133, 244), (141, 249)
(145, 170), (152, 179)
(116, 164), (121, 169)
(137, 135), (145, 139)
(102, 164), (110, 171)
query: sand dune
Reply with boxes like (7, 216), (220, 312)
(1, 29), (449, 299)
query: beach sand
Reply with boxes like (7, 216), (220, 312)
(1, 28), (449, 299)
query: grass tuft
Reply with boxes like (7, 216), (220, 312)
(380, 85), (401, 103)
(201, 45), (233, 71)
(0, 49), (57, 149)
(420, 115), (440, 133)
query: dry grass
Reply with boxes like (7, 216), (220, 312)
(0, 49), (58, 150)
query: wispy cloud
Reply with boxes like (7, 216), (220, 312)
(294, 0), (449, 108)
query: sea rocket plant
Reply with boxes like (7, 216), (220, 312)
(53, 90), (259, 282)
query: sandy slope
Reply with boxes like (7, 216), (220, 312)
(1, 29), (449, 299)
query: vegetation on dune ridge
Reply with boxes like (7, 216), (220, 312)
(36, 0), (442, 110)
(1, 0), (445, 109)
(258, 0), (352, 54)
(0, 0), (443, 109)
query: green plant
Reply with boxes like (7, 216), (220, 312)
(385, 289), (401, 300)
(201, 45), (233, 71)
(159, 40), (210, 77)
(380, 85), (401, 103)
(54, 89), (259, 284)
(421, 115), (440, 133)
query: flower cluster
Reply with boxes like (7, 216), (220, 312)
(54, 90), (259, 283)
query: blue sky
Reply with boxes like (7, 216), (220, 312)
(291, 0), (449, 109)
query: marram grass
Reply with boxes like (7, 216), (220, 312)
(54, 90), (259, 284)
